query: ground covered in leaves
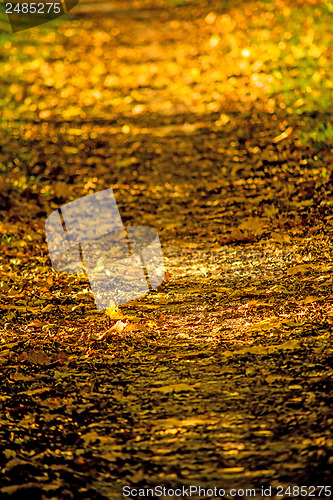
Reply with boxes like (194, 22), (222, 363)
(0, 0), (333, 498)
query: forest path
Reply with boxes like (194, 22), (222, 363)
(0, 0), (332, 497)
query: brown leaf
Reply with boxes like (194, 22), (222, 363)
(18, 350), (53, 365)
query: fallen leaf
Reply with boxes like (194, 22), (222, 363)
(151, 383), (195, 394)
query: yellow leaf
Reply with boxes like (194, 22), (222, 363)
(249, 318), (281, 332)
(105, 299), (118, 318)
(264, 204), (279, 218)
(54, 181), (71, 198)
(272, 126), (293, 143)
(287, 264), (312, 275)
(151, 383), (195, 394)
(239, 217), (267, 235)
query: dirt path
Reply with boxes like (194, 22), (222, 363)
(0, 0), (333, 498)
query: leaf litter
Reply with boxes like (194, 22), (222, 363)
(0, 0), (333, 497)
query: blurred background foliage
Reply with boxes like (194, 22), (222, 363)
(0, 0), (332, 220)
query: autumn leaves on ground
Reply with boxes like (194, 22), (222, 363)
(0, 0), (333, 497)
